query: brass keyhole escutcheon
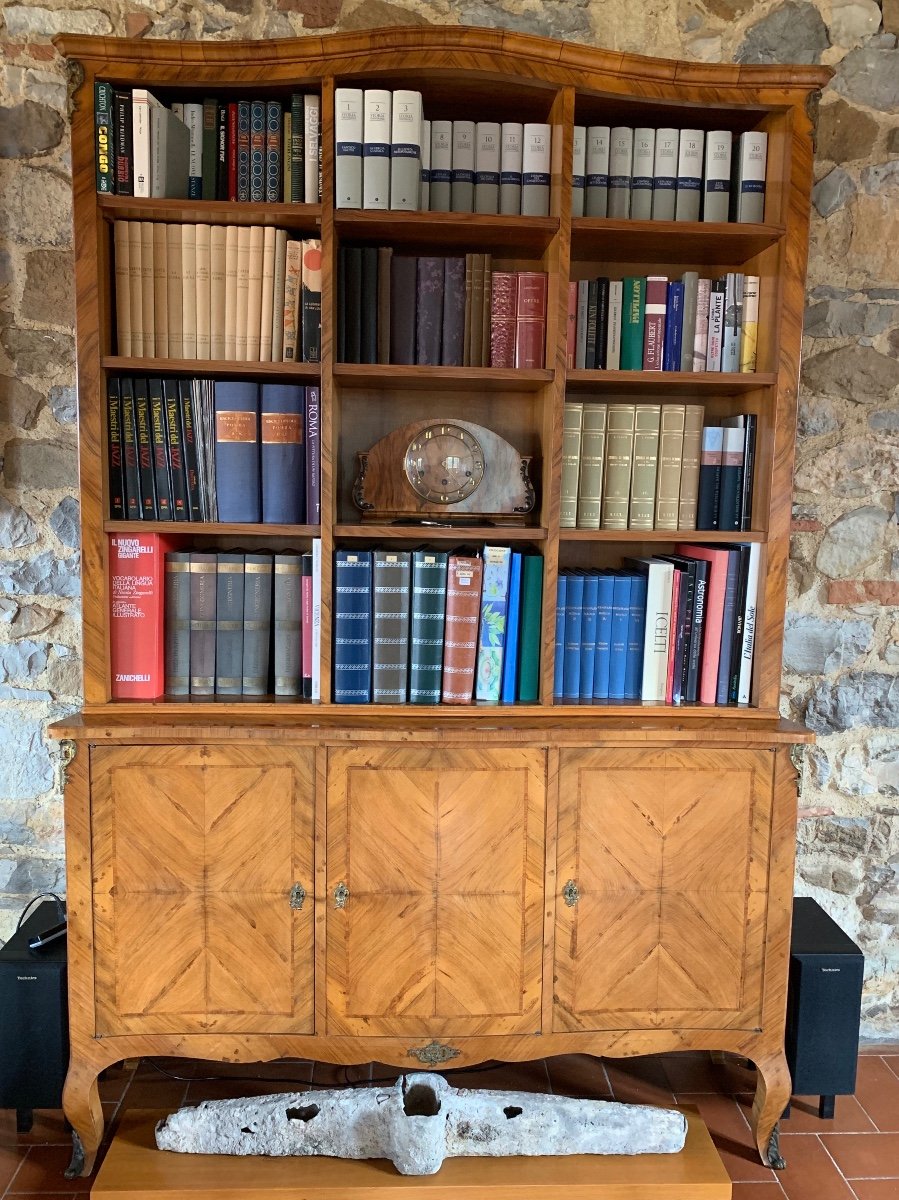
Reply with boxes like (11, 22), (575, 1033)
(563, 879), (579, 907)
(333, 881), (349, 909)
(289, 883), (306, 910)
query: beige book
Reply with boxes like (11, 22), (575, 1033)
(126, 221), (144, 357)
(629, 403), (661, 530)
(654, 404), (686, 530)
(282, 239), (302, 362)
(152, 222), (168, 358)
(195, 222), (211, 360)
(224, 225), (239, 360)
(576, 402), (607, 531)
(271, 229), (288, 362)
(283, 112), (292, 203)
(677, 403), (704, 530)
(210, 225), (226, 360)
(741, 274), (759, 372)
(259, 226), (276, 362)
(600, 402), (636, 531)
(245, 225), (264, 361)
(560, 401), (583, 529)
(235, 226), (252, 360)
(166, 223), (183, 358)
(180, 223), (197, 360)
(139, 221), (155, 358)
(113, 221), (132, 356)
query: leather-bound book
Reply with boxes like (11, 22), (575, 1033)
(152, 222), (168, 357)
(360, 245), (378, 364)
(441, 554), (483, 705)
(214, 380), (260, 523)
(628, 402), (661, 531)
(377, 246), (392, 364)
(260, 383), (304, 525)
(189, 550), (217, 696)
(489, 271), (517, 368)
(195, 222), (211, 360)
(514, 271), (547, 369)
(148, 377), (173, 520)
(126, 220), (144, 356)
(480, 253), (492, 366)
(409, 549), (448, 705)
(107, 377), (125, 520)
(164, 550), (191, 695)
(242, 553), (273, 695)
(259, 226), (275, 362)
(162, 378), (188, 521)
(576, 402), (607, 531)
(516, 554), (543, 702)
(333, 549), (372, 704)
(215, 552), (244, 695)
(120, 376), (141, 519)
(274, 552), (302, 697)
(113, 222), (131, 355)
(372, 550), (411, 704)
(133, 377), (158, 518)
(642, 275), (668, 371)
(468, 253), (485, 367)
(415, 256), (444, 366)
(441, 257), (465, 366)
(282, 238), (302, 362)
(678, 403), (704, 529)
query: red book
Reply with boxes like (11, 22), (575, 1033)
(301, 552), (313, 700)
(489, 272), (517, 368)
(514, 271), (548, 369)
(665, 568), (681, 705)
(109, 533), (176, 700)
(441, 555), (483, 705)
(566, 280), (578, 368)
(676, 543), (730, 705)
(227, 102), (238, 202)
(642, 274), (668, 371)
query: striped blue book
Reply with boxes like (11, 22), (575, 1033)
(663, 281), (685, 370)
(609, 573), (632, 700)
(562, 572), (584, 701)
(237, 101), (251, 201)
(214, 381), (260, 523)
(593, 572), (614, 700)
(554, 573), (567, 700)
(579, 573), (599, 701)
(333, 550), (372, 704)
(500, 552), (523, 705)
(624, 572), (647, 700)
(475, 545), (512, 704)
(250, 99), (266, 202)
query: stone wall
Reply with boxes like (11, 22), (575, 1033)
(1, 0), (897, 1036)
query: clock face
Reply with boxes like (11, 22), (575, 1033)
(404, 423), (485, 504)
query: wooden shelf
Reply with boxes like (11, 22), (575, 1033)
(560, 529), (766, 543)
(334, 524), (547, 541)
(335, 209), (559, 254)
(571, 217), (784, 263)
(565, 369), (776, 394)
(334, 364), (553, 391)
(98, 193), (322, 227)
(102, 356), (321, 378)
(105, 521), (322, 536)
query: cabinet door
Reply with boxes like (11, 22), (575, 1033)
(92, 745), (314, 1035)
(554, 748), (773, 1033)
(326, 746), (545, 1037)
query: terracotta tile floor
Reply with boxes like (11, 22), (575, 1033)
(1, 1048), (898, 1197)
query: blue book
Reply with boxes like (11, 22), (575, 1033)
(562, 572), (584, 700)
(554, 574), (567, 700)
(501, 553), (523, 705)
(260, 384), (304, 524)
(624, 573), (647, 700)
(237, 101), (251, 202)
(266, 101), (282, 204)
(593, 572), (614, 700)
(214, 381), (260, 523)
(579, 573), (599, 701)
(333, 550), (372, 703)
(609, 574), (632, 700)
(475, 546), (512, 704)
(663, 281), (685, 370)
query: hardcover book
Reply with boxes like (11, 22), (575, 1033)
(500, 122), (523, 215)
(521, 123), (551, 217)
(585, 125), (610, 217)
(475, 545), (512, 704)
(389, 90), (422, 210)
(214, 380), (260, 523)
(442, 554), (483, 704)
(273, 553), (302, 697)
(164, 550), (190, 695)
(517, 554), (543, 703)
(409, 550), (448, 705)
(333, 549), (372, 703)
(189, 550), (217, 696)
(372, 550), (412, 703)
(109, 533), (174, 699)
(215, 552), (244, 695)
(260, 383), (304, 525)
(242, 553), (272, 695)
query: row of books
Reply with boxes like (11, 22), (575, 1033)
(334, 547), (544, 705)
(339, 247), (548, 369)
(114, 222), (322, 363)
(95, 84), (322, 202)
(107, 534), (322, 700)
(567, 272), (759, 375)
(336, 90), (552, 217)
(553, 543), (760, 706)
(562, 403), (756, 534)
(107, 376), (320, 525)
(571, 127), (768, 223)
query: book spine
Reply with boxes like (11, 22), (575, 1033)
(274, 554), (302, 697)
(194, 221), (211, 360)
(139, 220), (155, 354)
(429, 120), (453, 212)
(576, 402), (607, 531)
(451, 119), (475, 213)
(592, 575), (612, 699)
(184, 101), (203, 199)
(180, 222), (196, 359)
(664, 569), (680, 704)
(409, 551), (448, 705)
(113, 221), (132, 355)
(120, 378), (141, 519)
(475, 545), (512, 704)
(640, 563), (673, 703)
(107, 377), (126, 520)
(245, 224), (264, 361)
(260, 226), (276, 362)
(311, 538), (322, 701)
(177, 379), (202, 521)
(421, 119), (433, 207)
(651, 128), (678, 220)
(271, 229), (288, 362)
(679, 271), (699, 371)
(189, 550), (217, 696)
(215, 553), (245, 695)
(675, 128), (704, 222)
(721, 272), (744, 373)
(233, 100), (250, 201)
(389, 90), (422, 211)
(603, 279), (620, 370)
(501, 553), (523, 703)
(377, 245), (392, 365)
(740, 413), (757, 531)
(148, 377), (173, 520)
(521, 122), (551, 217)
(703, 131), (732, 222)
(624, 574), (647, 701)
(628, 402), (661, 531)
(642, 275), (667, 371)
(224, 223), (238, 359)
(584, 278), (598, 369)
(389, 253), (417, 365)
(514, 271), (547, 369)
(214, 380), (260, 522)
(362, 88), (391, 209)
(216, 101), (228, 201)
(359, 245), (378, 364)
(607, 126), (632, 219)
(585, 125), (610, 217)
(333, 550), (372, 703)
(728, 548), (749, 703)
(305, 385), (321, 525)
(442, 555), (483, 704)
(131, 88), (152, 198)
(304, 94), (320, 203)
(741, 275), (760, 372)
(560, 401), (583, 529)
(261, 383), (304, 524)
(706, 277), (726, 371)
(662, 281), (684, 371)
(594, 277), (610, 369)
(372, 550), (412, 703)
(282, 238), (302, 362)
(600, 402), (636, 530)
(162, 378), (188, 520)
(579, 574), (599, 701)
(301, 552), (313, 699)
(517, 554), (543, 702)
(164, 550), (191, 695)
(692, 276), (711, 371)
(654, 403), (686, 530)
(716, 551), (740, 704)
(608, 575), (630, 701)
(109, 533), (169, 698)
(737, 543), (761, 703)
(736, 131), (768, 223)
(415, 256), (445, 366)
(620, 276), (646, 370)
(248, 100), (265, 202)
(133, 378), (157, 518)
(241, 554), (273, 695)
(265, 100), (282, 204)
(489, 271), (518, 369)
(126, 220), (143, 356)
(571, 125), (586, 218)
(343, 245), (362, 363)
(673, 565), (695, 705)
(499, 122), (523, 215)
(201, 97), (217, 200)
(561, 573), (583, 700)
(574, 280), (588, 369)
(630, 127), (655, 220)
(475, 121), (501, 215)
(696, 425), (723, 530)
(301, 239), (323, 364)
(678, 403), (704, 530)
(717, 426), (745, 532)
(227, 102), (238, 201)
(553, 575), (567, 700)
(566, 280), (578, 368)
(441, 256), (465, 367)
(163, 222), (181, 358)
(112, 89), (133, 195)
(151, 222), (168, 357)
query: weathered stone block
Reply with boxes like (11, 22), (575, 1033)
(458, 0), (594, 40)
(0, 495), (37, 549)
(0, 164), (73, 249)
(0, 101), (65, 158)
(20, 249), (75, 324)
(736, 0), (829, 63)
(49, 496), (80, 548)
(805, 672), (899, 733)
(796, 436), (899, 498)
(826, 0), (881, 45)
(0, 378), (43, 429)
(0, 550), (81, 597)
(782, 612), (872, 674)
(0, 716), (53, 800)
(48, 385), (76, 424)
(861, 160), (899, 195)
(804, 297), (864, 335)
(815, 506), (890, 577)
(3, 437), (78, 490)
(811, 167), (856, 217)
(798, 393), (840, 437)
(800, 345), (899, 401)
(833, 47), (899, 111)
(0, 326), (74, 376)
(2, 6), (112, 35)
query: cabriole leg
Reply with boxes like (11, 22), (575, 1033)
(751, 1049), (792, 1169)
(62, 1058), (104, 1177)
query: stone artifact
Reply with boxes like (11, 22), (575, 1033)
(155, 1071), (687, 1176)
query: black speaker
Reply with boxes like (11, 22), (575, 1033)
(0, 901), (69, 1132)
(784, 896), (864, 1119)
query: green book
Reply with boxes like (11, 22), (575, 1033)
(409, 550), (448, 705)
(517, 554), (544, 703)
(95, 81), (114, 193)
(201, 97), (218, 200)
(620, 276), (646, 371)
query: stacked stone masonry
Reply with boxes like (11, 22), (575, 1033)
(0, 0), (897, 1036)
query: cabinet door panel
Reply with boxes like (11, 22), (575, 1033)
(92, 745), (314, 1036)
(554, 748), (773, 1032)
(327, 746), (545, 1037)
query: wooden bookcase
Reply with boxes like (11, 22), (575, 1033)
(52, 27), (828, 1178)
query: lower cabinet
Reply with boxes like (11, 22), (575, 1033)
(325, 746), (546, 1037)
(553, 748), (775, 1033)
(90, 745), (315, 1036)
